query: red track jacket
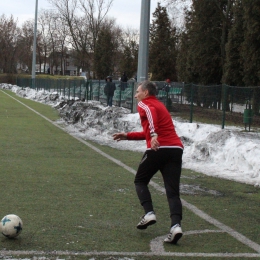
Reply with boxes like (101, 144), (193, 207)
(127, 96), (183, 150)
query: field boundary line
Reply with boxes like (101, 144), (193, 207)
(1, 90), (260, 256)
(1, 250), (260, 258)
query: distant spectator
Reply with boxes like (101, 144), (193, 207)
(163, 79), (171, 93)
(121, 71), (128, 82)
(120, 72), (128, 91)
(163, 79), (172, 111)
(104, 76), (116, 107)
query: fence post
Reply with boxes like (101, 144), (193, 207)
(73, 80), (75, 99)
(131, 82), (136, 113)
(90, 79), (92, 100)
(59, 78), (61, 96)
(230, 86), (233, 113)
(79, 81), (81, 100)
(98, 80), (100, 101)
(68, 82), (70, 100)
(56, 78), (59, 93)
(222, 84), (228, 129)
(181, 82), (184, 104)
(86, 80), (89, 101)
(190, 83), (194, 123)
(119, 85), (122, 107)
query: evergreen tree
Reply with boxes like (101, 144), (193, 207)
(241, 0), (260, 86)
(149, 3), (177, 81)
(213, 0), (233, 75)
(241, 0), (260, 115)
(177, 1), (226, 108)
(120, 40), (138, 79)
(176, 30), (189, 82)
(176, 0), (234, 85)
(186, 0), (223, 85)
(94, 26), (115, 79)
(223, 0), (244, 86)
(176, 9), (193, 83)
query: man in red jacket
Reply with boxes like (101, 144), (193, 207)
(113, 80), (184, 244)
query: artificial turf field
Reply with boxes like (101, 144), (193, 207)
(0, 89), (260, 260)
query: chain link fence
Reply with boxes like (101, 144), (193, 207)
(16, 77), (260, 131)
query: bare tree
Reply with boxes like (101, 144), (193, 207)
(48, 0), (114, 76)
(50, 12), (70, 75)
(69, 15), (92, 74)
(16, 20), (34, 73)
(48, 0), (91, 73)
(38, 10), (53, 74)
(78, 0), (114, 52)
(48, 0), (80, 49)
(57, 19), (70, 75)
(163, 0), (191, 29)
(122, 27), (139, 46)
(119, 27), (139, 78)
(0, 15), (20, 73)
(39, 9), (69, 75)
(40, 10), (57, 74)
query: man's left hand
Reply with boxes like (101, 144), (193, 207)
(151, 136), (160, 151)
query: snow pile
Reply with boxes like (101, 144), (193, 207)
(1, 83), (259, 187)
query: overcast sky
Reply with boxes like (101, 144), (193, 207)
(1, 0), (160, 29)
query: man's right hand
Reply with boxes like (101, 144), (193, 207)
(112, 132), (127, 141)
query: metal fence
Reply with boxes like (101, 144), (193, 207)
(16, 77), (135, 112)
(183, 84), (260, 130)
(16, 77), (260, 131)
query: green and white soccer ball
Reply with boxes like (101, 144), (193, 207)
(0, 214), (23, 238)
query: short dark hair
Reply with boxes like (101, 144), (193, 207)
(139, 80), (157, 96)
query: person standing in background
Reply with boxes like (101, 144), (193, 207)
(120, 72), (128, 91)
(104, 76), (116, 107)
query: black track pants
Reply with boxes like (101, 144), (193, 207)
(134, 148), (183, 227)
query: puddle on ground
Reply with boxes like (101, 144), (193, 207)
(180, 183), (222, 196)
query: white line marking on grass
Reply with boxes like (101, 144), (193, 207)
(2, 90), (260, 257)
(184, 229), (224, 235)
(150, 229), (224, 253)
(180, 199), (260, 253)
(0, 250), (260, 258)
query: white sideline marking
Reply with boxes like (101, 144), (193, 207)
(1, 250), (260, 258)
(150, 230), (224, 253)
(150, 229), (225, 254)
(1, 90), (260, 258)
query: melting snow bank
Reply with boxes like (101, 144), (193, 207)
(1, 83), (260, 187)
(182, 126), (260, 186)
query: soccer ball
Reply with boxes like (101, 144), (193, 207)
(0, 214), (23, 238)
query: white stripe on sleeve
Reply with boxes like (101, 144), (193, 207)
(138, 101), (155, 133)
